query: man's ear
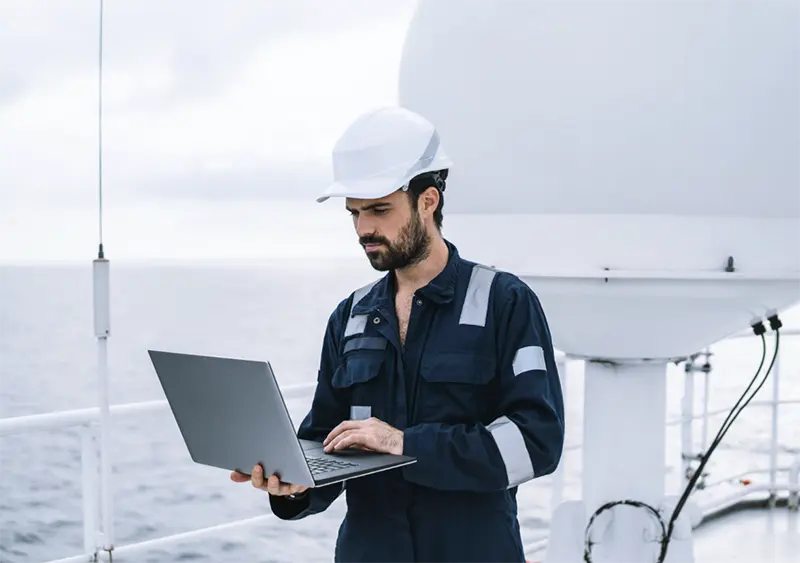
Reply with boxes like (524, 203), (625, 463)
(419, 186), (440, 218)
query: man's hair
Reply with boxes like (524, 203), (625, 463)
(407, 169), (448, 230)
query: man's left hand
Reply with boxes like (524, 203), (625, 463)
(323, 417), (404, 455)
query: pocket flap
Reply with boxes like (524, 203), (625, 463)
(420, 352), (496, 385)
(332, 352), (384, 389)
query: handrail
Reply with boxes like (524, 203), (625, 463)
(0, 382), (317, 436)
(669, 398), (800, 424)
(2, 331), (797, 562)
(44, 514), (278, 563)
(701, 466), (794, 490)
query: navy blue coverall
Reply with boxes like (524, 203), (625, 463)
(270, 241), (565, 562)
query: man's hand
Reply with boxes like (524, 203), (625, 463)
(230, 464), (308, 497)
(323, 417), (404, 455)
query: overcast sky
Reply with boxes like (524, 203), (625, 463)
(0, 0), (419, 263)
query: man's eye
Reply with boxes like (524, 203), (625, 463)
(373, 208), (388, 215)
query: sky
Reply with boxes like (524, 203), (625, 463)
(0, 0), (420, 263)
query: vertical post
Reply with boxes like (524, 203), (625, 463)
(93, 257), (114, 551)
(700, 352), (711, 454)
(94, 0), (112, 552)
(547, 359), (696, 563)
(550, 354), (567, 511)
(680, 358), (695, 489)
(581, 361), (668, 515)
(768, 349), (781, 506)
(788, 454), (799, 511)
(81, 425), (98, 560)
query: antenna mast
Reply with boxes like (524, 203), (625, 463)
(93, 0), (114, 557)
(97, 0), (104, 260)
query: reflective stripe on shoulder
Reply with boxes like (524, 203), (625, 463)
(344, 315), (368, 338)
(459, 264), (497, 327)
(487, 416), (535, 487)
(344, 281), (378, 337)
(513, 345), (546, 375)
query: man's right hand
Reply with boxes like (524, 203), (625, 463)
(230, 464), (309, 497)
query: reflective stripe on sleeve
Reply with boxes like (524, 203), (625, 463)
(512, 345), (546, 376)
(487, 416), (535, 487)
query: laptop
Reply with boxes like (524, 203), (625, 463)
(147, 350), (417, 488)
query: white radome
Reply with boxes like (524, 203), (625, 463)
(399, 0), (799, 360)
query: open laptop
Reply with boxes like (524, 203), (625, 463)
(147, 350), (416, 488)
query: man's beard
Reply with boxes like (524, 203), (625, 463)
(360, 212), (431, 272)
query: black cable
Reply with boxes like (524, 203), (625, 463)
(666, 329), (769, 530)
(583, 500), (667, 563)
(666, 325), (780, 542)
(583, 318), (782, 563)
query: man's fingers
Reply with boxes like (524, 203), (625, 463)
(272, 476), (301, 496)
(329, 429), (369, 452)
(324, 422), (353, 446)
(323, 420), (368, 446)
(265, 474), (307, 496)
(266, 474), (282, 494)
(325, 429), (355, 451)
(231, 466), (306, 497)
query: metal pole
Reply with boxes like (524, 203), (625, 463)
(681, 358), (695, 489)
(81, 425), (99, 561)
(94, 0), (114, 552)
(94, 258), (113, 551)
(768, 348), (781, 506)
(789, 453), (799, 511)
(549, 355), (567, 510)
(700, 352), (711, 454)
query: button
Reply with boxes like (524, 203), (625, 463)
(416, 299), (423, 306)
(372, 317), (381, 324)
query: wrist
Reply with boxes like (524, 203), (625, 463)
(394, 429), (404, 456)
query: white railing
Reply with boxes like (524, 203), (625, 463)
(1, 331), (798, 563)
(0, 382), (316, 563)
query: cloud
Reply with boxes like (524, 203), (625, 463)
(130, 161), (333, 202)
(0, 198), (362, 264)
(0, 0), (419, 209)
(0, 0), (417, 104)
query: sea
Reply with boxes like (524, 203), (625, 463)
(1, 262), (798, 563)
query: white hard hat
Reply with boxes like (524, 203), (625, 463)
(316, 106), (453, 203)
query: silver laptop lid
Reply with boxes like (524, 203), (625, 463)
(148, 350), (315, 486)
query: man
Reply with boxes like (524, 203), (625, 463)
(232, 106), (565, 562)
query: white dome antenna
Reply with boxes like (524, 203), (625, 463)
(399, 1), (799, 562)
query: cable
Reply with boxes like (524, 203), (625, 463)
(667, 329), (768, 527)
(584, 500), (667, 563)
(583, 316), (782, 563)
(667, 320), (780, 539)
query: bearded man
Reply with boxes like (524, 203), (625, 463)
(231, 106), (565, 563)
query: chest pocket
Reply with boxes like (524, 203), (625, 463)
(332, 336), (387, 416)
(417, 352), (496, 423)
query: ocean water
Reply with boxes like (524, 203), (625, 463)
(1, 263), (798, 563)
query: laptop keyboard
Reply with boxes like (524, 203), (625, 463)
(305, 456), (358, 475)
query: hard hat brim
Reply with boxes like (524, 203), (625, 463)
(316, 176), (407, 203)
(316, 153), (453, 203)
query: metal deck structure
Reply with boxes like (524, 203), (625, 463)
(695, 500), (799, 563)
(2, 330), (798, 562)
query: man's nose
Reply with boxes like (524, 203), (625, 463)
(355, 215), (376, 237)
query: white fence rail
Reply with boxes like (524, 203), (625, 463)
(1, 332), (798, 563)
